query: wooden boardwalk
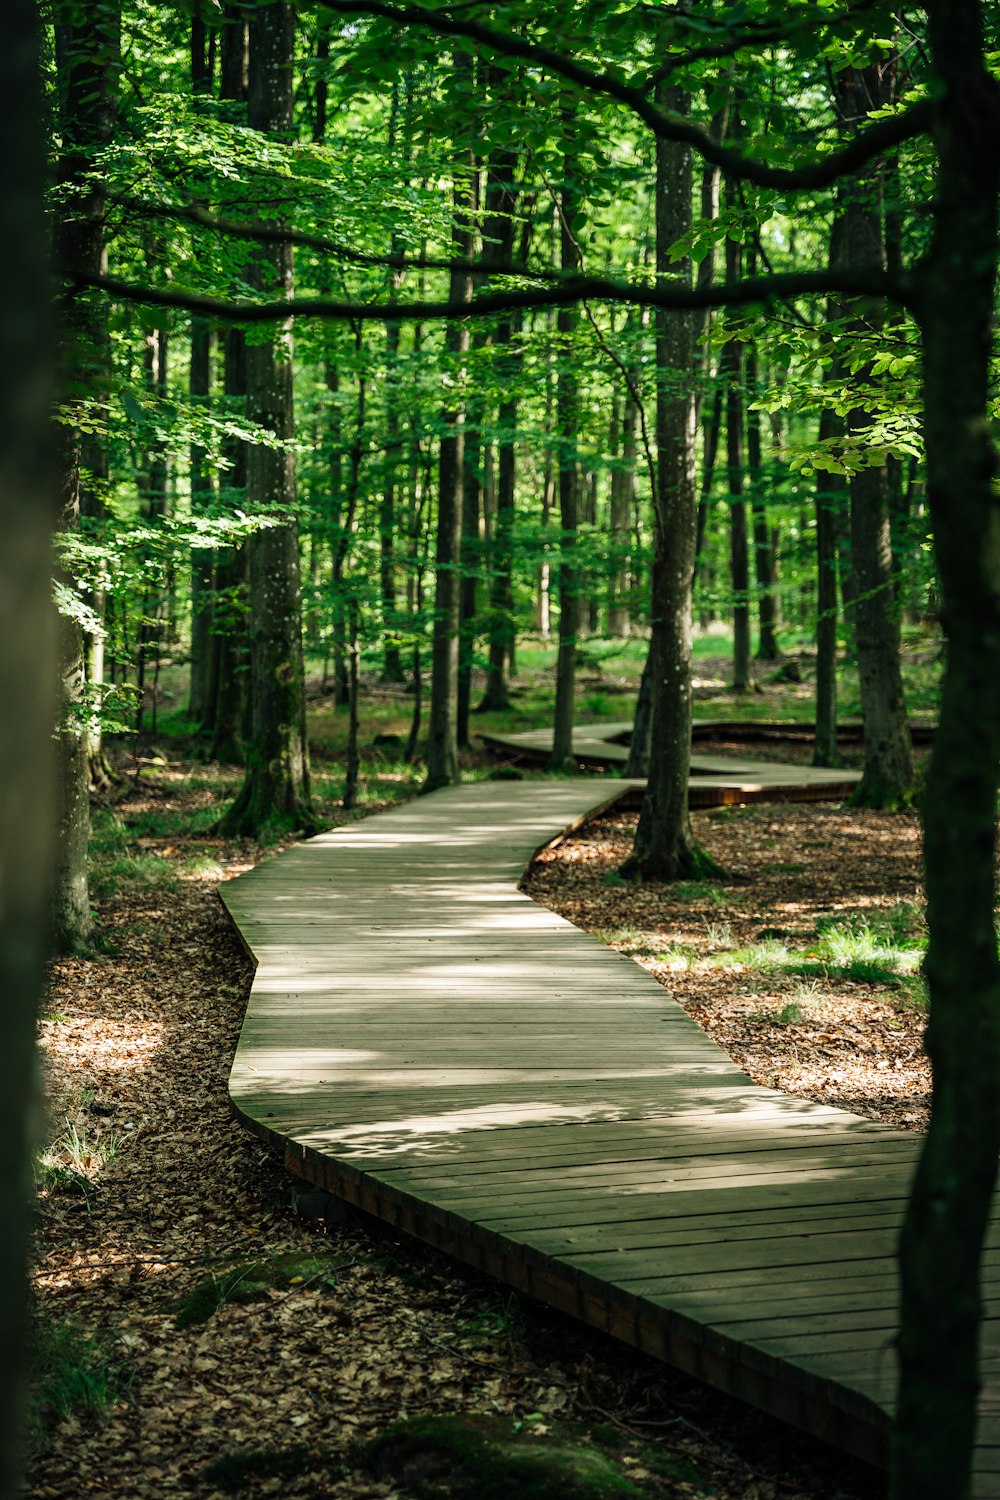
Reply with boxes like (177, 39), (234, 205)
(222, 773), (1000, 1494)
(479, 720), (864, 803)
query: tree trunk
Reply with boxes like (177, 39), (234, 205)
(478, 136), (522, 712)
(745, 338), (780, 661)
(892, 7), (1000, 1494)
(457, 376), (482, 746)
(51, 0), (120, 950)
(722, 237), (751, 692)
(813, 409), (843, 767)
(188, 315), (215, 727)
(220, 1), (312, 835)
(623, 81), (703, 880)
(209, 324), (248, 763)
(548, 148), (581, 771)
(836, 64), (914, 807)
(0, 11), (55, 1494)
(425, 61), (473, 791)
(608, 388), (637, 638)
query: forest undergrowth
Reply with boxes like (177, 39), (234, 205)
(27, 713), (925, 1500)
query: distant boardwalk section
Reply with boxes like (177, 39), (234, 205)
(221, 775), (1000, 1496)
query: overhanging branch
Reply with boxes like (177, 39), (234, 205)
(116, 197), (557, 281)
(316, 0), (932, 190)
(71, 267), (913, 321)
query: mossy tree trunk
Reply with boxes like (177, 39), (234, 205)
(891, 4), (1000, 1494)
(220, 1), (313, 836)
(0, 11), (55, 1494)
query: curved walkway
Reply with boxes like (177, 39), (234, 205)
(479, 720), (863, 803)
(221, 775), (999, 1495)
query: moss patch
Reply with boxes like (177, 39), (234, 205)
(203, 1443), (342, 1492)
(360, 1414), (642, 1499)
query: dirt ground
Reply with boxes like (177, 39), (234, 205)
(27, 756), (923, 1500)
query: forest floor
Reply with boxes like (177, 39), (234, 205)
(27, 712), (927, 1500)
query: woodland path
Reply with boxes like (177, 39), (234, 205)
(221, 756), (1000, 1495)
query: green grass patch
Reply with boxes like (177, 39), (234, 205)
(27, 1316), (132, 1453)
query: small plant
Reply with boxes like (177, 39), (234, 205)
(27, 1315), (133, 1453)
(655, 944), (697, 970)
(36, 1119), (123, 1190)
(703, 919), (734, 950)
(708, 939), (791, 972)
(748, 1001), (805, 1027)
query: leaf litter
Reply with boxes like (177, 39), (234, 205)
(28, 758), (898, 1500)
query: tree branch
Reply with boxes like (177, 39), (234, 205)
(115, 197), (558, 281)
(316, 0), (932, 189)
(70, 267), (914, 323)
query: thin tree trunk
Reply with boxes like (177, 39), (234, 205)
(425, 55), (473, 791)
(548, 147), (581, 771)
(724, 231), (751, 691)
(745, 337), (779, 661)
(813, 408), (843, 767)
(188, 315), (215, 726)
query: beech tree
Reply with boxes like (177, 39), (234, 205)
(220, 1), (314, 835)
(1, 6), (54, 1496)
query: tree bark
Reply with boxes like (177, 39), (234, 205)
(836, 63), (915, 807)
(425, 54), (473, 791)
(221, 1), (312, 835)
(548, 146), (581, 771)
(0, 11), (54, 1493)
(51, 0), (120, 950)
(891, 6), (1000, 1494)
(722, 232), (751, 691)
(813, 410), (843, 767)
(623, 79), (703, 880)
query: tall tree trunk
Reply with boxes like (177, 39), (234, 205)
(457, 368), (482, 746)
(608, 387), (637, 638)
(51, 0), (120, 951)
(209, 324), (248, 763)
(547, 148), (581, 771)
(208, 6), (248, 761)
(478, 136), (522, 713)
(813, 410), (843, 767)
(745, 338), (779, 661)
(0, 11), (54, 1493)
(188, 315), (215, 727)
(837, 63), (914, 807)
(892, 7), (1000, 1495)
(221, 1), (312, 834)
(623, 80), (703, 879)
(722, 232), (751, 692)
(425, 56), (473, 791)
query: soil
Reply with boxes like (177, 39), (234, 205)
(27, 749), (916, 1500)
